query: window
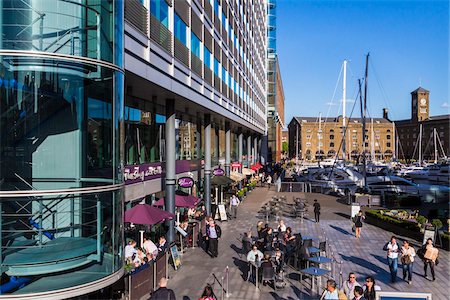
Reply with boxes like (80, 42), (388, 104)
(387, 142), (391, 147)
(330, 142), (335, 147)
(214, 58), (220, 76)
(213, 0), (219, 15)
(222, 66), (227, 84)
(191, 33), (201, 58)
(204, 46), (212, 69)
(386, 135), (391, 140)
(150, 0), (169, 27)
(174, 13), (187, 45)
(330, 135), (334, 140)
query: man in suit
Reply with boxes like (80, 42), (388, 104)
(205, 219), (221, 258)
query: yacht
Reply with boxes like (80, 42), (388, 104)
(408, 164), (450, 185)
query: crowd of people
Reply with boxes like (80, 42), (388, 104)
(124, 235), (169, 268)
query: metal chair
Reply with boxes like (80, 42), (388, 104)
(261, 265), (276, 290)
(318, 241), (327, 257)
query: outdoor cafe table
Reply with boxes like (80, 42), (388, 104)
(307, 256), (332, 269)
(302, 236), (319, 241)
(299, 266), (330, 296)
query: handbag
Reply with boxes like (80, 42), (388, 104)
(401, 255), (412, 265)
(351, 225), (356, 233)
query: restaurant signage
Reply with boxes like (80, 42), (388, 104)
(124, 163), (163, 184)
(178, 177), (194, 188)
(231, 162), (242, 168)
(213, 168), (225, 176)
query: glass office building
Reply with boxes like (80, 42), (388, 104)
(0, 0), (125, 298)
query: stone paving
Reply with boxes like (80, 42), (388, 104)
(166, 187), (449, 300)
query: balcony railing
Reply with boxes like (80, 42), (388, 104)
(174, 38), (189, 68)
(150, 14), (172, 54)
(204, 67), (212, 86)
(125, 0), (148, 35)
(191, 54), (203, 78)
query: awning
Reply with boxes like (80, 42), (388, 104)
(125, 204), (175, 225)
(250, 163), (263, 171)
(242, 168), (255, 175)
(211, 175), (235, 186)
(230, 172), (246, 182)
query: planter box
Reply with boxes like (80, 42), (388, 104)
(365, 214), (422, 242)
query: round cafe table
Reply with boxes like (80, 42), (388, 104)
(307, 256), (332, 269)
(299, 266), (330, 296)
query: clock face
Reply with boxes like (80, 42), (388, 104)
(420, 98), (427, 106)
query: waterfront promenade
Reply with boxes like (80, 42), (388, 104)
(166, 187), (449, 299)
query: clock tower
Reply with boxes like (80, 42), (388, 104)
(411, 87), (429, 122)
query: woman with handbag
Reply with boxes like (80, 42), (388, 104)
(400, 240), (416, 284)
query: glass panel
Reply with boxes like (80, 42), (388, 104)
(204, 46), (212, 69)
(174, 13), (187, 45)
(0, 0), (121, 65)
(0, 56), (121, 190)
(150, 0), (169, 28)
(191, 33), (201, 58)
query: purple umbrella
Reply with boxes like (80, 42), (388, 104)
(153, 194), (201, 208)
(124, 204), (175, 225)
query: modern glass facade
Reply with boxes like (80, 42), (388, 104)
(0, 0), (124, 297)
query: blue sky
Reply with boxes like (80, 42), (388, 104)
(277, 0), (449, 125)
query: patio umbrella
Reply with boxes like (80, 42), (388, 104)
(153, 194), (201, 208)
(211, 175), (235, 186)
(124, 204), (175, 225)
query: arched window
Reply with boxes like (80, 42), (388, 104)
(330, 135), (334, 140)
(387, 135), (391, 140)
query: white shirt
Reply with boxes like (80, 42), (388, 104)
(278, 224), (287, 232)
(231, 196), (240, 206)
(143, 240), (158, 256)
(124, 244), (137, 259)
(387, 242), (399, 259)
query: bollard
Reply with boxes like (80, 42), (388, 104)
(226, 266), (231, 298)
(221, 276), (224, 300)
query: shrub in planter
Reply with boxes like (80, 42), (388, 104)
(416, 216), (427, 227)
(432, 219), (443, 231)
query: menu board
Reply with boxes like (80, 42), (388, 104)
(170, 244), (182, 270)
(218, 204), (228, 221)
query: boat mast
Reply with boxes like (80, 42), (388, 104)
(342, 59), (347, 161)
(418, 123), (423, 164)
(434, 128), (438, 164)
(318, 112), (322, 160)
(362, 53), (369, 191)
(371, 118), (375, 161)
(393, 122), (397, 160)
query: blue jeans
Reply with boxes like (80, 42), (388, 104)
(387, 257), (398, 282)
(402, 263), (413, 281)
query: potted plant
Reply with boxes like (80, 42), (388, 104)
(416, 215), (427, 232)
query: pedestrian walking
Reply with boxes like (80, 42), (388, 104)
(230, 194), (240, 219)
(205, 218), (221, 258)
(266, 174), (272, 190)
(313, 199), (321, 223)
(199, 284), (217, 300)
(383, 236), (399, 283)
(400, 240), (416, 284)
(421, 238), (439, 281)
(149, 277), (176, 300)
(342, 272), (362, 299)
(320, 279), (347, 300)
(353, 211), (365, 238)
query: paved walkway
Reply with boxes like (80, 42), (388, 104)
(167, 187), (449, 300)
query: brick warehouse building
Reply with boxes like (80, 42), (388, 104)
(288, 114), (395, 161)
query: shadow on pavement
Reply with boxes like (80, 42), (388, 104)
(341, 254), (393, 285)
(329, 224), (353, 236)
(230, 243), (242, 256)
(232, 256), (250, 280)
(334, 212), (351, 219)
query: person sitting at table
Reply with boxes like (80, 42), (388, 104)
(264, 227), (276, 252)
(247, 244), (264, 266)
(133, 247), (145, 267)
(257, 221), (265, 239)
(277, 220), (287, 233)
(320, 279), (347, 300)
(273, 248), (284, 274)
(247, 244), (263, 282)
(143, 234), (158, 260)
(124, 239), (137, 262)
(157, 236), (168, 254)
(187, 207), (196, 220)
(261, 254), (274, 286)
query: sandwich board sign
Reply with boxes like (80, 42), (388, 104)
(170, 243), (182, 270)
(422, 229), (435, 245)
(217, 204), (228, 221)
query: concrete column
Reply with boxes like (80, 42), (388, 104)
(254, 136), (258, 164)
(165, 99), (176, 243)
(196, 118), (202, 197)
(238, 131), (243, 173)
(247, 135), (252, 167)
(225, 122), (231, 176)
(204, 114), (212, 216)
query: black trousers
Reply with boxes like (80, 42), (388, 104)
(209, 238), (219, 257)
(424, 260), (435, 279)
(314, 212), (320, 222)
